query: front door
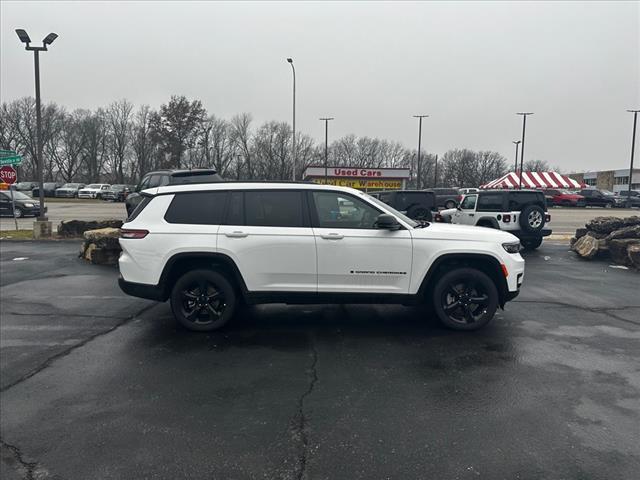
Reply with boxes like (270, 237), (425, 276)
(217, 190), (317, 292)
(452, 194), (478, 225)
(0, 192), (10, 215)
(309, 190), (413, 294)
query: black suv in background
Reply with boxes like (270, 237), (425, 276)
(32, 182), (63, 198)
(370, 190), (435, 221)
(102, 184), (133, 202)
(578, 189), (616, 208)
(427, 187), (460, 209)
(125, 169), (223, 215)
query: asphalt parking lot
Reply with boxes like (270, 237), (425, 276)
(0, 240), (639, 479)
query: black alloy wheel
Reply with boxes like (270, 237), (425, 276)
(433, 268), (498, 331)
(170, 270), (236, 331)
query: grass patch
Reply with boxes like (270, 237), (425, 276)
(0, 229), (37, 240)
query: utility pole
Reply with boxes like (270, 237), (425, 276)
(512, 140), (521, 173)
(287, 58), (296, 180)
(626, 110), (639, 208)
(413, 115), (429, 189)
(319, 117), (334, 184)
(516, 113), (533, 189)
(434, 154), (438, 188)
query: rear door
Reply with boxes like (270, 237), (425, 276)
(217, 190), (317, 292)
(310, 190), (412, 294)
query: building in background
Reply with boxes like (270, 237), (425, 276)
(568, 168), (640, 193)
(303, 166), (410, 191)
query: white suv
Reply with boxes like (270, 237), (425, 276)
(118, 183), (525, 332)
(78, 184), (111, 199)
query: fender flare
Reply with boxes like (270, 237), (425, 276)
(475, 217), (500, 229)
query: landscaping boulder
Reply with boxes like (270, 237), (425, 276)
(79, 227), (122, 265)
(628, 244), (640, 269)
(608, 239), (640, 267)
(571, 234), (600, 259)
(59, 219), (123, 238)
(584, 216), (640, 234)
(604, 224), (640, 241)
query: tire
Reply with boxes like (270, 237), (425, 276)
(432, 267), (499, 331)
(604, 202), (612, 209)
(13, 207), (23, 218)
(170, 269), (237, 332)
(521, 237), (543, 251)
(519, 205), (545, 233)
(407, 205), (432, 221)
(444, 200), (456, 209)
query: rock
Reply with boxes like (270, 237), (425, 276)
(608, 239), (640, 266)
(622, 216), (640, 227)
(89, 248), (120, 265)
(586, 231), (608, 240)
(605, 224), (640, 241)
(83, 243), (97, 262)
(570, 236), (577, 247)
(571, 234), (600, 259)
(575, 228), (588, 239)
(79, 227), (122, 265)
(59, 219), (123, 238)
(628, 244), (640, 269)
(585, 217), (625, 234)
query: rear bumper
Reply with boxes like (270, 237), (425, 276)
(513, 228), (552, 240)
(118, 276), (165, 302)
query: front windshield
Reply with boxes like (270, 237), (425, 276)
(62, 183), (80, 188)
(365, 193), (419, 228)
(10, 191), (33, 201)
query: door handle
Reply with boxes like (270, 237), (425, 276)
(320, 233), (344, 240)
(225, 231), (248, 238)
(469, 213), (474, 217)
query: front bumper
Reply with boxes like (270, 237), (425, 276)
(56, 191), (76, 198)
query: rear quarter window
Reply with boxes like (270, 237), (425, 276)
(508, 192), (545, 211)
(164, 191), (227, 225)
(477, 193), (504, 212)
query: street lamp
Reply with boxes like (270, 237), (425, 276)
(413, 115), (429, 189)
(287, 58), (296, 181)
(512, 140), (521, 173)
(626, 109), (639, 208)
(319, 118), (334, 184)
(516, 112), (533, 189)
(16, 28), (58, 224)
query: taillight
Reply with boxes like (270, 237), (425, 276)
(545, 214), (551, 222)
(503, 214), (511, 223)
(120, 229), (149, 239)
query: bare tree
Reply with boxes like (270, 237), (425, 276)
(50, 110), (87, 182)
(105, 99), (134, 183)
(131, 104), (155, 180)
(230, 113), (253, 179)
(80, 108), (108, 182)
(523, 159), (550, 172)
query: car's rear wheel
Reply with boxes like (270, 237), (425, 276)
(13, 207), (23, 218)
(432, 268), (498, 331)
(445, 200), (456, 209)
(170, 269), (236, 332)
(407, 205), (432, 221)
(521, 237), (543, 250)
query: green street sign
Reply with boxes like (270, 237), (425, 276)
(0, 150), (22, 166)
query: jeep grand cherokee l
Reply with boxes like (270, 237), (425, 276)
(119, 183), (525, 332)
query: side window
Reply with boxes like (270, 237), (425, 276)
(477, 194), (504, 212)
(378, 192), (392, 205)
(164, 191), (227, 225)
(508, 192), (537, 210)
(460, 195), (477, 210)
(147, 174), (164, 188)
(225, 191), (244, 225)
(245, 191), (305, 227)
(312, 191), (381, 229)
(137, 175), (151, 192)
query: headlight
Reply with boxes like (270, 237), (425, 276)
(502, 242), (521, 254)
(24, 203), (35, 208)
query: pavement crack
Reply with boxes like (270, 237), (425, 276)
(0, 302), (157, 393)
(1, 439), (38, 480)
(512, 300), (640, 326)
(292, 334), (319, 480)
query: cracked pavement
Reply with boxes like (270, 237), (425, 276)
(1, 241), (639, 479)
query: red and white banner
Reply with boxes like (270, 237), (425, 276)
(480, 171), (584, 190)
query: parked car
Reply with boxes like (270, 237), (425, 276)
(578, 189), (616, 208)
(0, 190), (45, 218)
(55, 183), (85, 198)
(32, 182), (63, 198)
(438, 189), (551, 250)
(614, 190), (640, 208)
(370, 190), (436, 221)
(426, 187), (460, 209)
(118, 183), (524, 332)
(541, 189), (586, 207)
(102, 184), (132, 202)
(13, 181), (38, 193)
(126, 169), (223, 215)
(459, 188), (479, 195)
(77, 184), (111, 199)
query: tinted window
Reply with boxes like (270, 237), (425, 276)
(148, 174), (169, 188)
(378, 192), (393, 205)
(508, 192), (542, 210)
(312, 191), (381, 229)
(477, 194), (504, 211)
(245, 191), (304, 227)
(164, 191), (227, 225)
(127, 196), (152, 222)
(225, 191), (244, 225)
(395, 192), (432, 210)
(460, 195), (477, 209)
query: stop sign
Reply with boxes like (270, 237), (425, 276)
(0, 165), (17, 185)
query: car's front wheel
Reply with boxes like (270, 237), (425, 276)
(444, 200), (456, 209)
(432, 268), (499, 331)
(13, 207), (23, 218)
(170, 269), (237, 332)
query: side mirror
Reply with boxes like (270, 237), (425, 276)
(376, 213), (401, 230)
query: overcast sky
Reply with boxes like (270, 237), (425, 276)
(1, 1), (638, 172)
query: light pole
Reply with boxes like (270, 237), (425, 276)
(626, 109), (639, 208)
(512, 140), (521, 173)
(15, 29), (58, 222)
(287, 58), (296, 181)
(319, 117), (334, 184)
(433, 154), (438, 188)
(413, 115), (429, 189)
(516, 112), (533, 189)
